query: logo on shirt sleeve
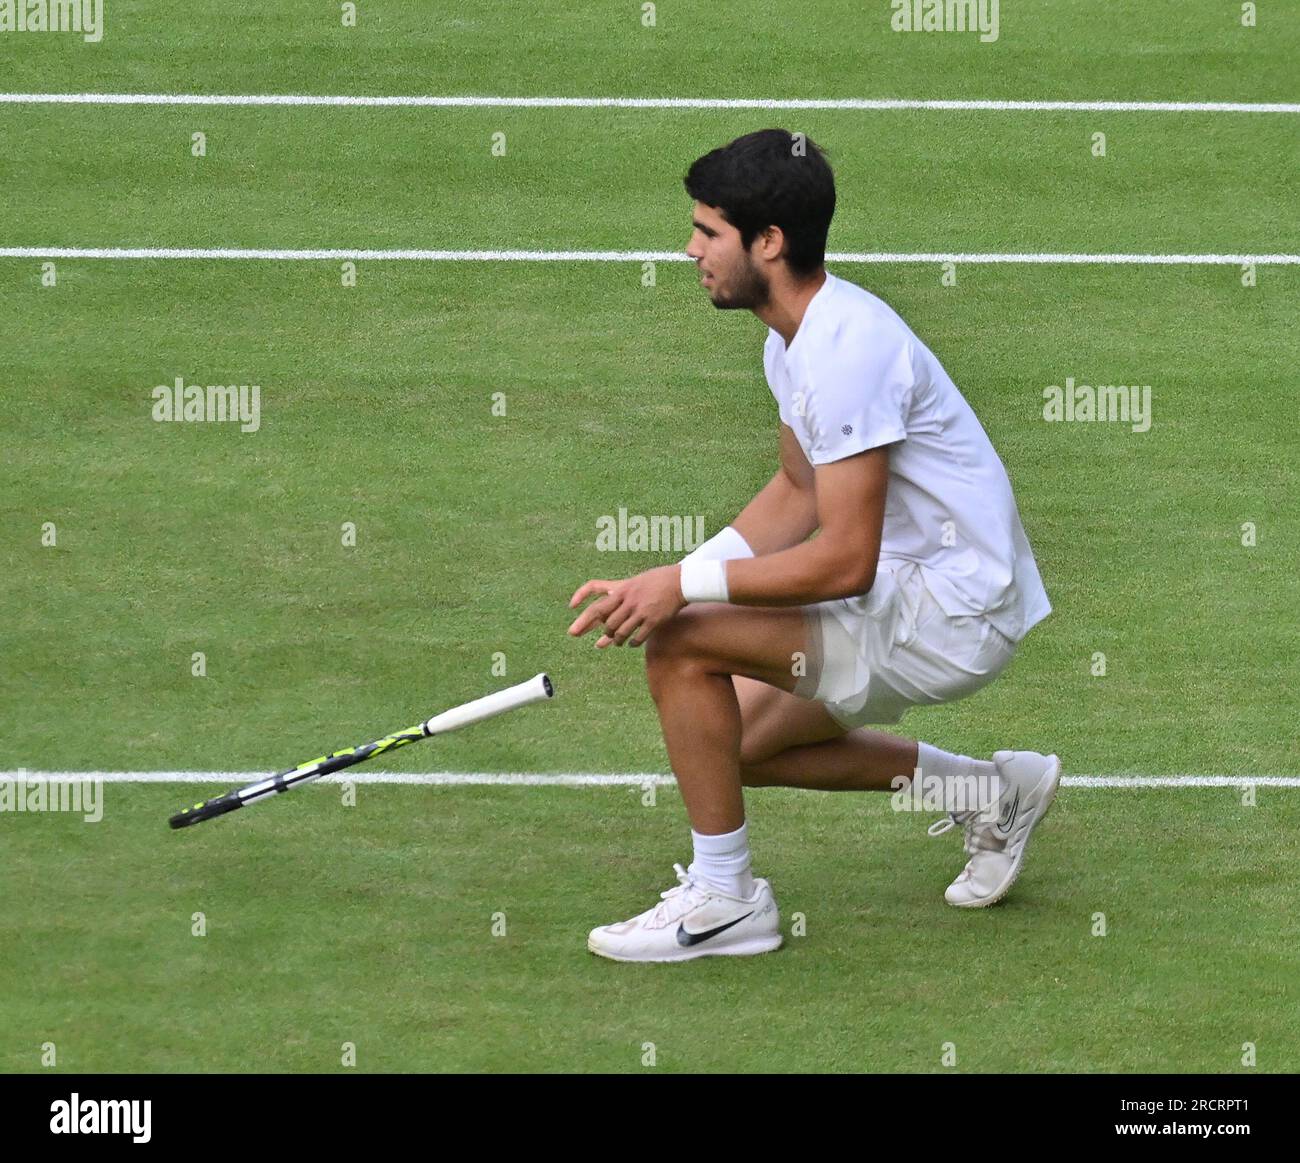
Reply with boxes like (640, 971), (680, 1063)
(841, 424), (853, 436)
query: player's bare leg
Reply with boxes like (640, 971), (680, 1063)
(641, 609), (942, 832)
(733, 677), (920, 791)
(641, 603), (817, 835)
(588, 605), (1057, 959)
(588, 602), (813, 961)
(731, 677), (1060, 910)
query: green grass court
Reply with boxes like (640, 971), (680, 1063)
(1, 1), (1296, 1072)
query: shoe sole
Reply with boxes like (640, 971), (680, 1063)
(948, 754), (1061, 909)
(587, 933), (783, 963)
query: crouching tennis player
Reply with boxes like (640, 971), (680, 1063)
(568, 129), (1059, 962)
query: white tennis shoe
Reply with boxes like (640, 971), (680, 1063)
(929, 750), (1061, 908)
(588, 863), (782, 962)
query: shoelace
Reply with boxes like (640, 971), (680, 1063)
(648, 862), (709, 926)
(926, 812), (965, 838)
(927, 809), (1006, 857)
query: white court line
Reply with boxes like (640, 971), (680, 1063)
(1, 248), (1296, 265)
(0, 93), (1297, 114)
(6, 772), (1300, 788)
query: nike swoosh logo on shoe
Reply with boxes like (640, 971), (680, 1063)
(995, 789), (1021, 834)
(676, 912), (753, 947)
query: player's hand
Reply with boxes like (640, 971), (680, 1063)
(567, 565), (686, 648)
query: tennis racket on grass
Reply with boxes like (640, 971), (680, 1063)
(169, 672), (554, 829)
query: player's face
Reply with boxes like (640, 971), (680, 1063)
(686, 202), (770, 311)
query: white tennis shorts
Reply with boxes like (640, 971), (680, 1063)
(794, 558), (1017, 728)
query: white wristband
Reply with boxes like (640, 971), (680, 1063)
(681, 525), (754, 564)
(680, 558), (730, 603)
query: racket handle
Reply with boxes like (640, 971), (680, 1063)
(422, 672), (554, 736)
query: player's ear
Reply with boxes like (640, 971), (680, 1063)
(758, 225), (785, 261)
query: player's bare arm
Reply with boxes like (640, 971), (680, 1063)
(728, 423), (818, 554)
(726, 444), (889, 606)
(566, 422), (814, 647)
(568, 429), (884, 645)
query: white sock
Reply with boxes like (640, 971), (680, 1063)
(689, 822), (755, 898)
(915, 742), (1001, 813)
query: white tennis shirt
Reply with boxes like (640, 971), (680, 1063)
(763, 270), (1051, 642)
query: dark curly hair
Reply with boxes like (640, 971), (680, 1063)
(684, 129), (836, 278)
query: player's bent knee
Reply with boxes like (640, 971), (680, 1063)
(644, 604), (716, 665)
(645, 650), (712, 702)
(644, 608), (734, 702)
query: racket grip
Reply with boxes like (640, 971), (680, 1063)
(422, 672), (554, 736)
